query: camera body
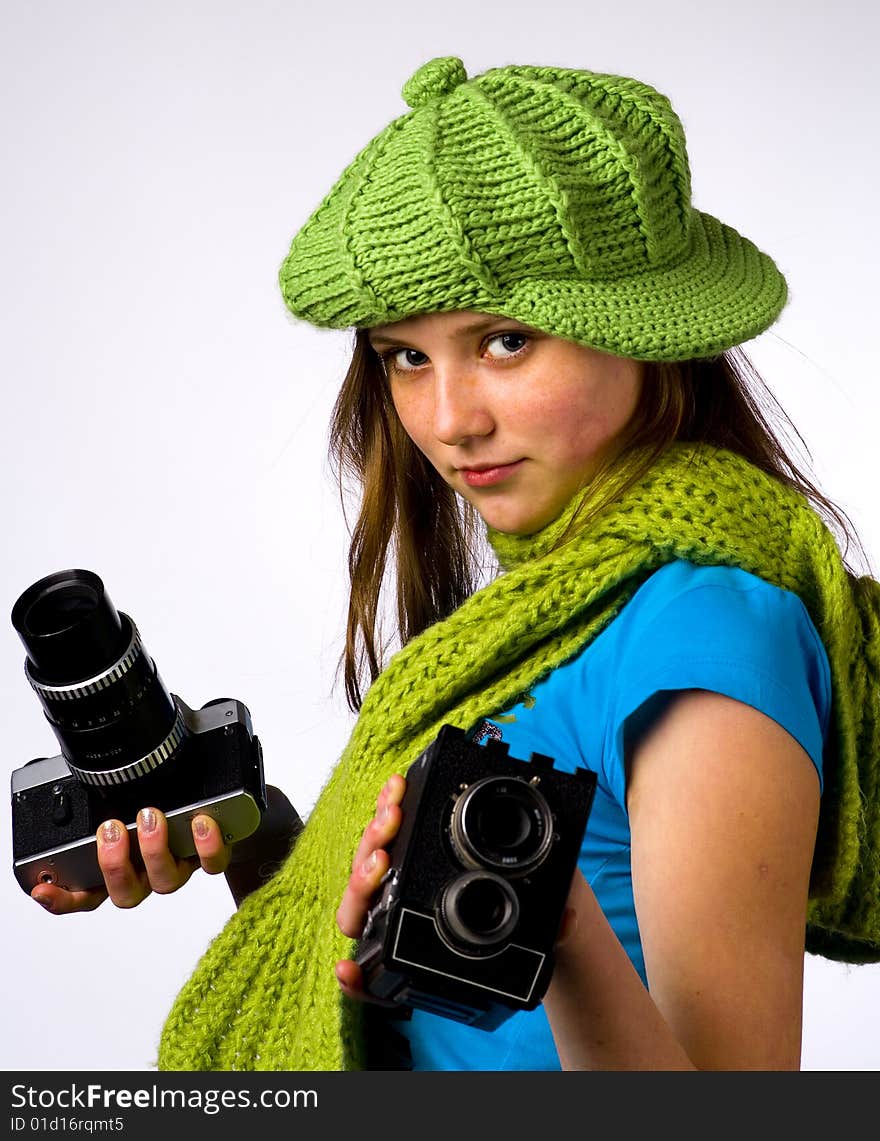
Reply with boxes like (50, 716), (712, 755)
(9, 569), (267, 895)
(355, 724), (596, 1030)
(12, 695), (265, 894)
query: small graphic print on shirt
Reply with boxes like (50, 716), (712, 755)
(471, 720), (503, 744)
(471, 694), (537, 743)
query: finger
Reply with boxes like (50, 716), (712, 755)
(137, 808), (198, 894)
(335, 957), (366, 998)
(350, 803), (401, 873)
(383, 773), (406, 808)
(191, 814), (231, 875)
(352, 775), (406, 871)
(336, 847), (390, 938)
(334, 957), (399, 1008)
(96, 820), (151, 909)
(31, 883), (107, 915)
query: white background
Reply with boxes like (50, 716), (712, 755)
(2, 0), (878, 1072)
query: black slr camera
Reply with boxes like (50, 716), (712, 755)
(10, 569), (267, 895)
(355, 724), (596, 1030)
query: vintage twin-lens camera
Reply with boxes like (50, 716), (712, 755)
(10, 569), (267, 895)
(355, 724), (597, 1030)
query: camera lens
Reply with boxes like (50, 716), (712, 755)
(449, 775), (554, 876)
(11, 569), (185, 787)
(438, 871), (519, 950)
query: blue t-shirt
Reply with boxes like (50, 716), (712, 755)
(397, 560), (832, 1071)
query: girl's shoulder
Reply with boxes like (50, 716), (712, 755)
(614, 560), (829, 669)
(486, 560), (832, 790)
(595, 559), (832, 794)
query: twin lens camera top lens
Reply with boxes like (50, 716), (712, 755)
(448, 774), (555, 877)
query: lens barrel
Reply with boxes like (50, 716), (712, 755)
(11, 570), (185, 787)
(439, 870), (520, 949)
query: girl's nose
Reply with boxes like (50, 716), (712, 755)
(431, 368), (494, 445)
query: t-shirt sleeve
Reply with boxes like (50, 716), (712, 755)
(603, 565), (832, 806)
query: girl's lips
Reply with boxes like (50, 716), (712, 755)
(460, 460), (524, 488)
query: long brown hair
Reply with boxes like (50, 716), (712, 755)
(329, 328), (869, 710)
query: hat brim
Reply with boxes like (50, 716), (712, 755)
(455, 212), (787, 362)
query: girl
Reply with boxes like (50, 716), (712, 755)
(34, 56), (880, 1070)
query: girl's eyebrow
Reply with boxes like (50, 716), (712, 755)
(367, 317), (529, 349)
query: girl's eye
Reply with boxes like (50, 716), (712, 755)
(379, 331), (529, 374)
(382, 348), (428, 373)
(485, 332), (529, 359)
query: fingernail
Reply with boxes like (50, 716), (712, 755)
(378, 803), (389, 823)
(193, 816), (210, 840)
(363, 850), (377, 874)
(34, 894), (53, 911)
(138, 808), (157, 834)
(100, 821), (121, 845)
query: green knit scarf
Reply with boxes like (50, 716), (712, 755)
(157, 443), (880, 1071)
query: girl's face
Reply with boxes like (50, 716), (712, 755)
(368, 310), (644, 535)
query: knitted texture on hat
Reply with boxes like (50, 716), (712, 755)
(278, 57), (788, 361)
(157, 444), (880, 1071)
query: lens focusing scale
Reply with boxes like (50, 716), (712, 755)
(64, 706), (188, 787)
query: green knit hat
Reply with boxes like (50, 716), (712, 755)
(279, 56), (787, 361)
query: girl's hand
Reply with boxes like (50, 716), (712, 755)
(335, 774), (406, 1000)
(30, 807), (231, 914)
